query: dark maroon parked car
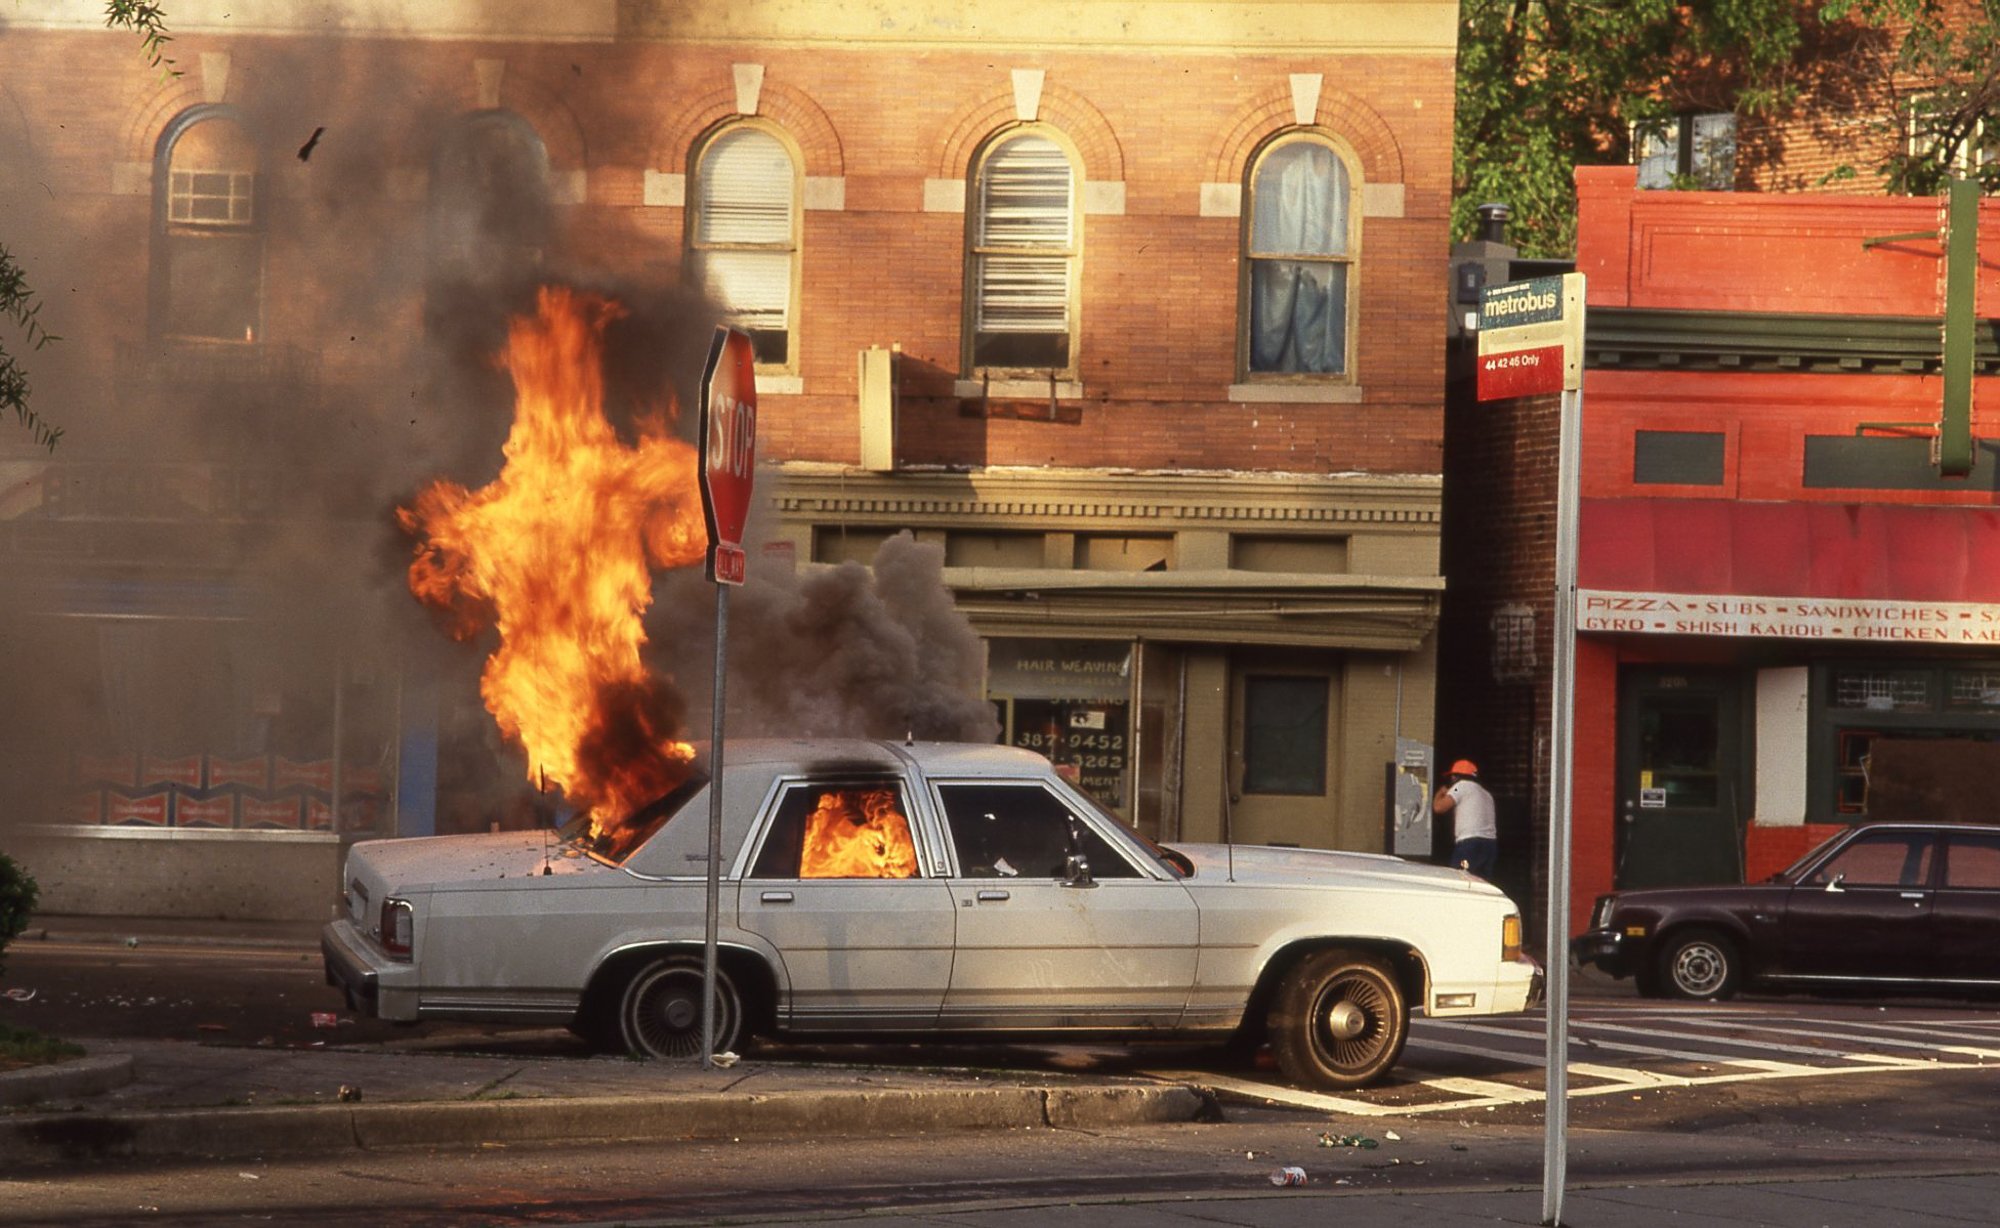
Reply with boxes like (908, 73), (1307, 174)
(1573, 823), (2000, 1000)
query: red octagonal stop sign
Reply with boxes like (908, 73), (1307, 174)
(698, 327), (758, 585)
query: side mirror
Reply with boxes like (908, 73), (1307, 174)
(1064, 852), (1096, 887)
(1063, 816), (1097, 887)
(1824, 873), (1846, 893)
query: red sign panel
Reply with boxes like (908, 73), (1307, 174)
(698, 327), (758, 586)
(1477, 344), (1567, 400)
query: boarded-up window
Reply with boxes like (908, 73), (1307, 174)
(946, 531), (1044, 568)
(812, 526), (898, 566)
(1230, 534), (1348, 573)
(1077, 534), (1172, 571)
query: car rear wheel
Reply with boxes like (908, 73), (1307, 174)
(1656, 929), (1739, 1001)
(1268, 951), (1408, 1090)
(618, 955), (742, 1060)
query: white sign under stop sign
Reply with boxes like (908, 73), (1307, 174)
(698, 327), (758, 585)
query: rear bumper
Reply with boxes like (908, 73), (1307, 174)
(321, 919), (418, 1021)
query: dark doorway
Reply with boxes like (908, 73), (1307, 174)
(1616, 668), (1747, 888)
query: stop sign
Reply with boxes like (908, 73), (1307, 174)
(697, 327), (758, 585)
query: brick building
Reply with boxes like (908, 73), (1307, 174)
(1447, 164), (2000, 937)
(0, 1), (1463, 917)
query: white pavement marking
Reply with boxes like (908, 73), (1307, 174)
(1424, 1018), (1807, 1070)
(1567, 1019), (1936, 1067)
(1420, 1075), (1545, 1102)
(1629, 1017), (1968, 1064)
(1160, 1010), (2000, 1119)
(1144, 1072), (1402, 1116)
(1769, 1016), (2000, 1049)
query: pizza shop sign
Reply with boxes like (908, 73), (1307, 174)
(1579, 589), (2000, 644)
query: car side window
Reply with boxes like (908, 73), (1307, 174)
(1805, 833), (1935, 888)
(935, 783), (1140, 879)
(1945, 833), (2000, 889)
(749, 779), (921, 880)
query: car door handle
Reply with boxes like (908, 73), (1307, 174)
(976, 890), (1011, 902)
(1900, 892), (1926, 900)
(760, 891), (795, 904)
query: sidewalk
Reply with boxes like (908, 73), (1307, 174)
(1, 914), (1207, 1168)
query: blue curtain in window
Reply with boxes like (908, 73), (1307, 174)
(1250, 143), (1348, 374)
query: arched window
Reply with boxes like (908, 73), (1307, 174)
(426, 110), (551, 298)
(689, 123), (800, 369)
(965, 128), (1078, 374)
(153, 108), (262, 342)
(1242, 133), (1358, 378)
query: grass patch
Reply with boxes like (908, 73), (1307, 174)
(0, 1023), (85, 1072)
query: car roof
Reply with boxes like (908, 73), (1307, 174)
(1850, 822), (2000, 834)
(702, 738), (1050, 776)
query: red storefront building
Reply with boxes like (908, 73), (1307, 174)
(1447, 165), (2000, 936)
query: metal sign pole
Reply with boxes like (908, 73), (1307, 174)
(1542, 379), (1583, 1226)
(701, 584), (728, 1069)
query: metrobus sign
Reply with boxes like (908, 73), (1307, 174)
(1477, 274), (1584, 401)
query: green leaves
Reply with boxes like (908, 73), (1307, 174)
(1455, 1), (1817, 256)
(0, 244), (64, 452)
(103, 0), (180, 78)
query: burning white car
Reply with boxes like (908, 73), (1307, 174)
(323, 739), (1538, 1089)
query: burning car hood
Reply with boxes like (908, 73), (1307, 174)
(348, 830), (606, 888)
(1173, 843), (1499, 894)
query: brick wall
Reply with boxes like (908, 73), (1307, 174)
(0, 26), (1457, 482)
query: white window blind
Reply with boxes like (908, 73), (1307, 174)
(974, 135), (1072, 337)
(696, 128), (796, 337)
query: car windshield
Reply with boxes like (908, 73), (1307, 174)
(561, 771), (711, 866)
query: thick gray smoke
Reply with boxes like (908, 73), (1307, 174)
(647, 531), (1001, 745)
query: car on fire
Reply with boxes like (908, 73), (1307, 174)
(1573, 822), (2000, 1000)
(324, 739), (1539, 1089)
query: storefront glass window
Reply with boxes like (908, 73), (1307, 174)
(986, 639), (1133, 817)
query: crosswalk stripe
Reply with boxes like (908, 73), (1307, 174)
(1569, 1019), (1930, 1066)
(1664, 1017), (1980, 1063)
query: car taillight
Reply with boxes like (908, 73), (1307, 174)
(1502, 913), (1522, 963)
(380, 898), (413, 959)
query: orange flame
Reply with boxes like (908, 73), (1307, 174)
(399, 287), (707, 845)
(800, 788), (918, 878)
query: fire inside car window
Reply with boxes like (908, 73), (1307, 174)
(751, 782), (920, 879)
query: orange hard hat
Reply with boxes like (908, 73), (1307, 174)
(1448, 759), (1479, 777)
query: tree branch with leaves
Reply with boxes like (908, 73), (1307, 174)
(3, 3), (179, 451)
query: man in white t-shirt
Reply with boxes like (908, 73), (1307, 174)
(1432, 759), (1497, 879)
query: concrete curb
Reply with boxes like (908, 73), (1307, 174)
(0, 1054), (135, 1108)
(0, 1083), (1211, 1167)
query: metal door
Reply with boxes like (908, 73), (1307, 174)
(1616, 669), (1746, 889)
(931, 780), (1199, 1029)
(1781, 828), (1936, 980)
(736, 777), (957, 1031)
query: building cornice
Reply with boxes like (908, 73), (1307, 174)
(8, 0), (1458, 53)
(772, 465), (1442, 530)
(1587, 307), (2000, 375)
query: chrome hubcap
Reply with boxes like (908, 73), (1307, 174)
(1324, 1000), (1368, 1041)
